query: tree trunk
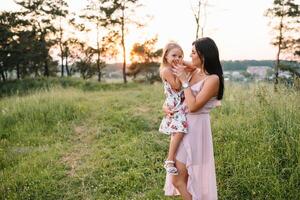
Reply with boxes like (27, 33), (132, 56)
(60, 43), (64, 77)
(97, 56), (101, 82)
(121, 7), (127, 84)
(195, 1), (201, 40)
(196, 20), (200, 40)
(16, 64), (20, 79)
(4, 70), (8, 80)
(96, 24), (101, 82)
(44, 60), (49, 77)
(65, 54), (70, 76)
(35, 63), (39, 77)
(274, 15), (284, 90)
(0, 67), (5, 82)
(60, 18), (64, 77)
(61, 54), (64, 77)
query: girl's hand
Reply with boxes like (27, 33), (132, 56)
(172, 59), (184, 67)
(163, 105), (174, 117)
(172, 63), (188, 83)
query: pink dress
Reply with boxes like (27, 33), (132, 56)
(164, 78), (221, 200)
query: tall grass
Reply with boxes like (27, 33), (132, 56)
(0, 88), (89, 199)
(214, 82), (300, 199)
(0, 78), (299, 199)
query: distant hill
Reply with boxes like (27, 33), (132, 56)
(221, 60), (275, 71)
(104, 60), (299, 73)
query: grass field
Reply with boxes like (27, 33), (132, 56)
(0, 78), (299, 199)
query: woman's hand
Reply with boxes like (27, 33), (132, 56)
(163, 105), (174, 117)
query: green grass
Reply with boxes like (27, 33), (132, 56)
(0, 78), (299, 199)
(0, 77), (138, 98)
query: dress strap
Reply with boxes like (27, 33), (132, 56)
(202, 76), (209, 82)
(198, 76), (209, 88)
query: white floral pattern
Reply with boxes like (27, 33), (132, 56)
(159, 81), (188, 134)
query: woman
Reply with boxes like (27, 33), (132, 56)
(164, 37), (224, 200)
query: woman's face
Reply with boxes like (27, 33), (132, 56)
(166, 48), (183, 66)
(190, 45), (203, 68)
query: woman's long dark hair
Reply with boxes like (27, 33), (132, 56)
(192, 37), (224, 100)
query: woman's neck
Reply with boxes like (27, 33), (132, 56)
(198, 66), (208, 76)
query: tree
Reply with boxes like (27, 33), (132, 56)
(81, 0), (120, 82)
(265, 0), (300, 87)
(14, 0), (68, 77)
(54, 15), (89, 77)
(72, 42), (97, 79)
(106, 0), (145, 83)
(0, 11), (33, 81)
(55, 0), (70, 77)
(190, 0), (210, 39)
(292, 38), (300, 60)
(127, 37), (162, 82)
(0, 12), (16, 81)
(52, 11), (89, 78)
(129, 36), (161, 64)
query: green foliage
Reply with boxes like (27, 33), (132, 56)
(279, 62), (300, 77)
(0, 0), (69, 80)
(129, 37), (162, 64)
(265, 0), (300, 79)
(127, 37), (162, 83)
(0, 79), (299, 199)
(221, 60), (275, 71)
(0, 77), (138, 98)
(127, 62), (161, 84)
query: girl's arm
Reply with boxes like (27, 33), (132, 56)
(160, 68), (182, 91)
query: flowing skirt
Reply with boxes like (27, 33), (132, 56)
(164, 113), (218, 200)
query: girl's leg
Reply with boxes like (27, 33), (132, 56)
(172, 160), (192, 200)
(167, 132), (184, 161)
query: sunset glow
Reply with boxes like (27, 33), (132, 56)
(1, 0), (289, 62)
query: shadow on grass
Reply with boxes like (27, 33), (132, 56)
(0, 77), (140, 98)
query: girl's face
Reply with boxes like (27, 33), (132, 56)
(190, 45), (203, 68)
(165, 48), (183, 66)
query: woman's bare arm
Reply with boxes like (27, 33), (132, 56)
(183, 75), (219, 112)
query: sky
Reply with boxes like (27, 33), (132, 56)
(0, 0), (288, 61)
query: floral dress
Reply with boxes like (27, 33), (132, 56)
(159, 80), (188, 134)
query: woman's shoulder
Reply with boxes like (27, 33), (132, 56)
(201, 74), (219, 89)
(204, 74), (219, 83)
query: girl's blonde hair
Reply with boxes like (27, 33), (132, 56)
(160, 42), (183, 68)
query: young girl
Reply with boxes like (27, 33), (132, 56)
(159, 42), (192, 175)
